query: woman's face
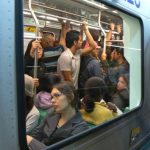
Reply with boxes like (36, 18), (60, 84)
(117, 76), (127, 91)
(51, 88), (70, 113)
(30, 41), (43, 59)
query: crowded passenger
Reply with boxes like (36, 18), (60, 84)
(112, 75), (129, 112)
(78, 29), (103, 98)
(80, 77), (115, 127)
(57, 21), (96, 89)
(40, 23), (68, 72)
(34, 73), (61, 123)
(25, 74), (40, 134)
(24, 39), (47, 78)
(27, 81), (89, 150)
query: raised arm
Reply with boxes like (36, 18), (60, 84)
(106, 23), (115, 41)
(59, 20), (71, 49)
(81, 21), (96, 55)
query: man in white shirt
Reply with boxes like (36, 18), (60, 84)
(57, 21), (96, 88)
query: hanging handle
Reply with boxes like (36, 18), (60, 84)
(98, 11), (106, 54)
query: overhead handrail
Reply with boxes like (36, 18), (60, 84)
(106, 40), (124, 42)
(106, 44), (141, 51)
(31, 2), (91, 21)
(24, 9), (101, 30)
(28, 0), (40, 81)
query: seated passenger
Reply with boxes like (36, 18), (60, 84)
(34, 73), (61, 124)
(27, 81), (88, 150)
(25, 74), (40, 134)
(112, 75), (129, 112)
(80, 77), (114, 126)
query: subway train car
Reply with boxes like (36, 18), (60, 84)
(0, 0), (150, 149)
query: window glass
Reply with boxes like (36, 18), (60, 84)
(23, 0), (141, 147)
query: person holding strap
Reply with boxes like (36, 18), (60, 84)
(57, 21), (96, 89)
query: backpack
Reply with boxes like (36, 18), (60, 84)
(78, 56), (94, 98)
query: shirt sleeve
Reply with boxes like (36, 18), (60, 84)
(28, 138), (47, 150)
(58, 53), (72, 71)
(26, 107), (40, 134)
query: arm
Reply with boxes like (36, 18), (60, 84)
(106, 23), (115, 41)
(81, 22), (96, 55)
(30, 40), (41, 58)
(26, 106), (40, 134)
(27, 135), (47, 150)
(59, 21), (70, 49)
(61, 71), (73, 83)
(57, 53), (73, 83)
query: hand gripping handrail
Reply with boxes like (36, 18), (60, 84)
(28, 0), (40, 79)
(98, 11), (106, 54)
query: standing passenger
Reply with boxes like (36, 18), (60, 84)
(57, 21), (96, 89)
(24, 39), (47, 78)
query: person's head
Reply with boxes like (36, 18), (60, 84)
(91, 47), (100, 59)
(89, 29), (99, 41)
(38, 73), (61, 93)
(51, 81), (77, 113)
(24, 74), (35, 116)
(112, 47), (124, 61)
(66, 30), (82, 49)
(24, 39), (44, 60)
(117, 75), (129, 91)
(82, 77), (106, 113)
(84, 77), (106, 101)
(41, 33), (55, 48)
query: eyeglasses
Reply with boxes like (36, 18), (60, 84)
(51, 92), (63, 100)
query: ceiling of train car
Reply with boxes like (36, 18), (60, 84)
(24, 0), (122, 30)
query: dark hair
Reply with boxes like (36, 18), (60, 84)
(113, 47), (124, 56)
(119, 74), (129, 88)
(66, 30), (80, 48)
(89, 29), (99, 41)
(24, 39), (44, 59)
(83, 77), (106, 113)
(53, 81), (77, 108)
(38, 73), (61, 92)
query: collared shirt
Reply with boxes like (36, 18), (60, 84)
(57, 48), (82, 88)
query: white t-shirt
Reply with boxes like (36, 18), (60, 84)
(57, 48), (82, 88)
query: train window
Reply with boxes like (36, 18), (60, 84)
(24, 0), (141, 148)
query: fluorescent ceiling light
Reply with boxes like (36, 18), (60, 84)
(112, 10), (118, 14)
(39, 15), (58, 21)
(23, 11), (31, 15)
(82, 0), (108, 9)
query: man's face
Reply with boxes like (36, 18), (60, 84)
(75, 35), (83, 49)
(113, 50), (120, 60)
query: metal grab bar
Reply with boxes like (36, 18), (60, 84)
(106, 40), (124, 42)
(24, 9), (102, 30)
(98, 11), (106, 54)
(31, 2), (91, 21)
(28, 0), (39, 82)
